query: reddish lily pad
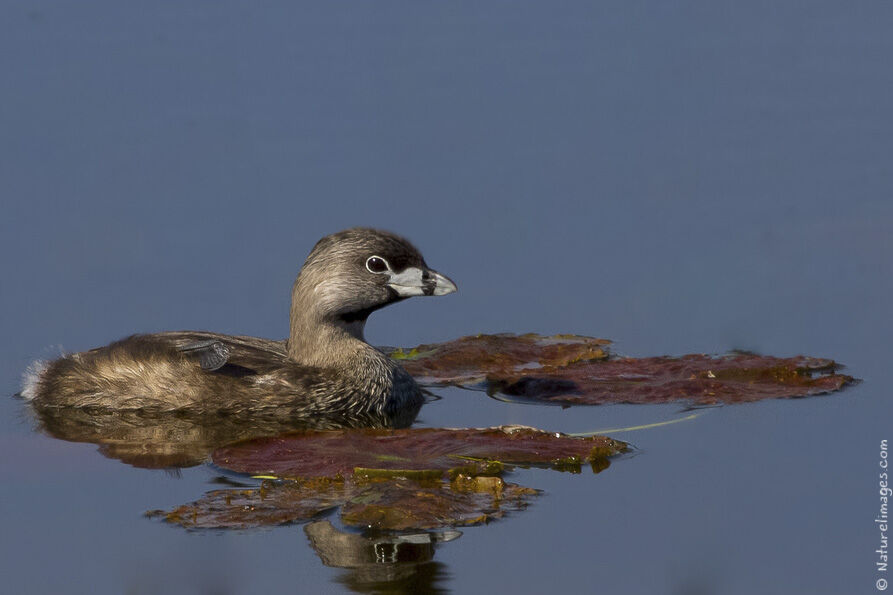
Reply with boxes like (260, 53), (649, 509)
(388, 333), (610, 385)
(491, 353), (852, 406)
(212, 425), (626, 479)
(391, 334), (855, 405)
(153, 425), (624, 530)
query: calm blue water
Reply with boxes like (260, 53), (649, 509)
(1, 2), (891, 593)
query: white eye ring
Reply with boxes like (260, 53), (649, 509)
(365, 255), (391, 274)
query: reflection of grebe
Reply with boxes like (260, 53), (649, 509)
(23, 229), (456, 417)
(305, 520), (458, 589)
(31, 407), (401, 469)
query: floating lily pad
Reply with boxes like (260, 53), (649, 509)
(154, 425), (624, 530)
(391, 334), (855, 405)
(212, 425), (626, 479)
(387, 333), (610, 385)
(492, 353), (851, 406)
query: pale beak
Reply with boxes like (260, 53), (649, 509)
(387, 267), (458, 297)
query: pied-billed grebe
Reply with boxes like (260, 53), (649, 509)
(22, 228), (456, 417)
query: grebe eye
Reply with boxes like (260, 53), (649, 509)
(365, 256), (389, 274)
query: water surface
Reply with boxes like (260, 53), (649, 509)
(1, 2), (891, 593)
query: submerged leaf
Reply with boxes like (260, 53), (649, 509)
(151, 475), (537, 531)
(339, 477), (537, 530)
(151, 477), (348, 528)
(391, 334), (854, 405)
